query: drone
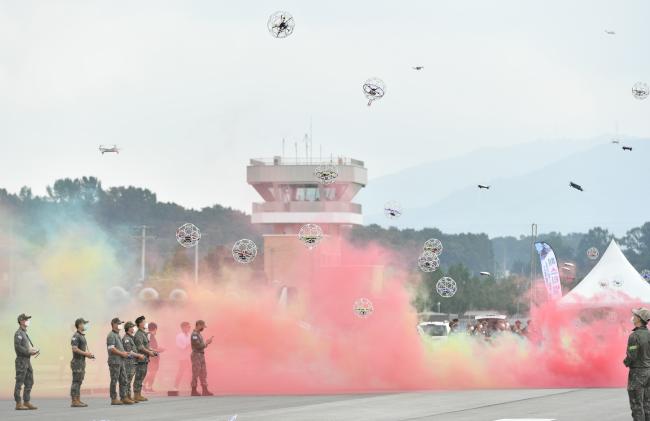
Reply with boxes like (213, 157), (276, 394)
(412, 66), (424, 71)
(479, 271), (491, 277)
(99, 145), (120, 155)
(622, 146), (633, 151)
(569, 182), (583, 192)
(611, 139), (620, 144)
(604, 30), (616, 35)
(267, 11), (295, 39)
(477, 184), (490, 190)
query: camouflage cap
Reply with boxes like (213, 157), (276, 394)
(75, 318), (89, 327)
(124, 321), (135, 331)
(111, 317), (124, 325)
(632, 307), (650, 323)
(17, 313), (31, 322)
(633, 308), (650, 323)
(196, 319), (207, 327)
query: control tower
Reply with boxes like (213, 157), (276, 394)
(247, 156), (367, 285)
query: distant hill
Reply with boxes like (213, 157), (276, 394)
(361, 136), (648, 237)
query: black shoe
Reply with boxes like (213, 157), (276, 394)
(191, 388), (201, 396)
(201, 388), (214, 396)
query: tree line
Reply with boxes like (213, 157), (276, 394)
(1, 177), (649, 315)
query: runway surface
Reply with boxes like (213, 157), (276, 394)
(0, 388), (630, 420)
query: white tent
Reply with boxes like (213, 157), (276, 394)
(561, 240), (650, 304)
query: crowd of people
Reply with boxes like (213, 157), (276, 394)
(448, 318), (536, 339)
(12, 313), (215, 411)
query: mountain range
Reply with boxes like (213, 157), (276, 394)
(358, 135), (648, 237)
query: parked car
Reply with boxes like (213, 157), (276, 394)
(417, 321), (451, 341)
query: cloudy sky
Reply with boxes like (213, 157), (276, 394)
(0, 0), (648, 212)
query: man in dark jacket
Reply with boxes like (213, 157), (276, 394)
(624, 307), (650, 421)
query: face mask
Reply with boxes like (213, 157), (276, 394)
(144, 323), (149, 331)
(24, 320), (31, 327)
(84, 324), (90, 332)
(118, 324), (124, 331)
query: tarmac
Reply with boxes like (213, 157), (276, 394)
(0, 388), (631, 421)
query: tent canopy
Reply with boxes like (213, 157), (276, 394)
(561, 240), (650, 305)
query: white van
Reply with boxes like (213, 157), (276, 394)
(417, 321), (451, 340)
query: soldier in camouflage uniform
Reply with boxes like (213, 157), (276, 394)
(190, 320), (214, 396)
(133, 315), (159, 402)
(122, 321), (145, 402)
(106, 317), (134, 405)
(625, 307), (650, 421)
(70, 318), (94, 408)
(14, 313), (38, 411)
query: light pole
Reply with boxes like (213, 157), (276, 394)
(134, 225), (155, 281)
(194, 242), (199, 285)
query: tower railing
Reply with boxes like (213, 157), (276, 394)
(249, 157), (365, 167)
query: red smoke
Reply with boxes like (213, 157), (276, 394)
(130, 240), (632, 394)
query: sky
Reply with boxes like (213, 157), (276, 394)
(0, 0), (648, 213)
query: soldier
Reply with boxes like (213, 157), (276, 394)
(133, 315), (159, 402)
(190, 320), (214, 396)
(106, 317), (134, 405)
(70, 318), (94, 407)
(14, 313), (38, 410)
(122, 321), (145, 403)
(624, 307), (650, 421)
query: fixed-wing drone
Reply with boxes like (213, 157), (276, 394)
(99, 145), (120, 155)
(477, 184), (490, 190)
(569, 182), (583, 192)
(412, 66), (424, 71)
(479, 271), (491, 276)
(605, 30), (616, 35)
(622, 146), (633, 151)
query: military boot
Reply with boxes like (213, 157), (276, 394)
(134, 392), (148, 402)
(71, 398), (84, 407)
(121, 396), (135, 405)
(127, 392), (139, 403)
(201, 387), (214, 396)
(110, 399), (123, 405)
(23, 402), (37, 410)
(15, 402), (27, 410)
(77, 397), (88, 407)
(191, 387), (201, 396)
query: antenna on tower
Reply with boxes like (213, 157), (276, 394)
(310, 117), (313, 163)
(304, 134), (308, 162)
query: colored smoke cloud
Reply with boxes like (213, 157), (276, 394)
(0, 205), (633, 397)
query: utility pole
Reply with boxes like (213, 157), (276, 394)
(134, 226), (155, 281)
(529, 223), (538, 313)
(194, 242), (199, 285)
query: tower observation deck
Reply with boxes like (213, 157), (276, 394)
(247, 156), (367, 235)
